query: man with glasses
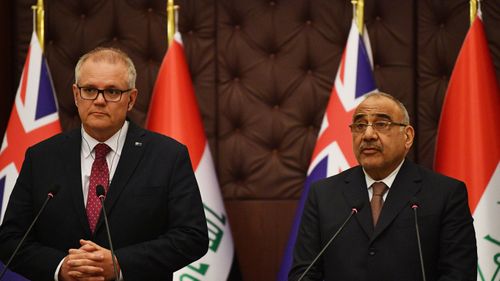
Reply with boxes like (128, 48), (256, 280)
(0, 48), (208, 280)
(290, 92), (477, 280)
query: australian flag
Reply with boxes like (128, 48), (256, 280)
(277, 19), (377, 280)
(0, 32), (61, 280)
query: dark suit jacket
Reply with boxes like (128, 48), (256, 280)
(289, 160), (477, 281)
(0, 122), (209, 281)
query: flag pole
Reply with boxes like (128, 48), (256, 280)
(31, 0), (45, 52)
(470, 0), (477, 26)
(167, 0), (179, 45)
(351, 0), (364, 35)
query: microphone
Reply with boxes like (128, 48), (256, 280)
(95, 185), (119, 281)
(411, 197), (426, 281)
(0, 184), (61, 280)
(297, 203), (363, 281)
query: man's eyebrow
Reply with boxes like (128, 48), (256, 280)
(352, 113), (392, 122)
(78, 84), (122, 89)
(352, 114), (366, 122)
(373, 113), (392, 120)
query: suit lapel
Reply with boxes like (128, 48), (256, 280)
(62, 129), (92, 237)
(343, 167), (373, 238)
(95, 122), (146, 232)
(371, 160), (422, 241)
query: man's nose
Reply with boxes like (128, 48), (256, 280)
(94, 92), (107, 103)
(362, 125), (378, 140)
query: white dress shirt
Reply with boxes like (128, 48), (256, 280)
(363, 159), (405, 201)
(80, 121), (128, 204)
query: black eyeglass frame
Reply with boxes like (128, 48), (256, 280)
(348, 121), (408, 134)
(76, 85), (133, 102)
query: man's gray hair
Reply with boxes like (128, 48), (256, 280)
(363, 92), (410, 124)
(75, 47), (137, 88)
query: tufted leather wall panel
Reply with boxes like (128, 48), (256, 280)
(0, 1), (15, 139)
(417, 0), (470, 168)
(217, 0), (352, 199)
(2, 0), (499, 280)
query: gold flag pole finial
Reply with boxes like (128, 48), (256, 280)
(470, 0), (478, 26)
(351, 0), (364, 35)
(31, 0), (45, 51)
(167, 0), (179, 45)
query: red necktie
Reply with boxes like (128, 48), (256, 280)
(86, 143), (111, 233)
(371, 182), (388, 226)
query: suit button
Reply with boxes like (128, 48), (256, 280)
(368, 248), (376, 256)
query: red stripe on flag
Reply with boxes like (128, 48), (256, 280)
(338, 51), (346, 85)
(435, 18), (500, 213)
(0, 107), (61, 171)
(310, 91), (357, 167)
(146, 39), (205, 170)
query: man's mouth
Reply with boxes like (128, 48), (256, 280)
(360, 145), (381, 154)
(90, 111), (107, 116)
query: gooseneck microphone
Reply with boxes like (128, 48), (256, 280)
(411, 198), (426, 281)
(95, 185), (120, 281)
(297, 203), (363, 281)
(0, 184), (61, 280)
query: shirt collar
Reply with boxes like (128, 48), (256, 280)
(81, 121), (129, 159)
(363, 159), (405, 190)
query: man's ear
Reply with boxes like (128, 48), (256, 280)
(127, 89), (138, 111)
(72, 84), (79, 107)
(404, 125), (415, 149)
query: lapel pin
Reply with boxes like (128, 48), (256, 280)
(134, 141), (143, 147)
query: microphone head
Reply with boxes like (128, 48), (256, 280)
(48, 184), (61, 198)
(410, 197), (420, 209)
(96, 185), (106, 198)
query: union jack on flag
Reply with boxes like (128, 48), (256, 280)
(278, 19), (377, 280)
(0, 32), (61, 225)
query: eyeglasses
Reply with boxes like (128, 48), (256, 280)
(349, 121), (408, 134)
(77, 86), (132, 102)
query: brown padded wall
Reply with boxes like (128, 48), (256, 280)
(217, 0), (351, 199)
(217, 1), (354, 277)
(0, 1), (14, 139)
(417, 0), (469, 168)
(3, 0), (500, 280)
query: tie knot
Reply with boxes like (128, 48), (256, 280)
(94, 143), (111, 159)
(372, 182), (388, 196)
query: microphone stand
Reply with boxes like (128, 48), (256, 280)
(297, 207), (359, 281)
(0, 190), (57, 280)
(96, 185), (119, 281)
(412, 202), (426, 281)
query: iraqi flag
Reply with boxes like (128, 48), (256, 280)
(146, 32), (239, 280)
(0, 32), (61, 280)
(277, 19), (377, 280)
(435, 16), (500, 281)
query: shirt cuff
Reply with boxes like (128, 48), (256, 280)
(54, 258), (64, 281)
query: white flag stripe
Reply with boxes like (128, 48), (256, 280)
(473, 162), (500, 280)
(0, 134), (7, 154)
(173, 143), (234, 280)
(0, 163), (18, 223)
